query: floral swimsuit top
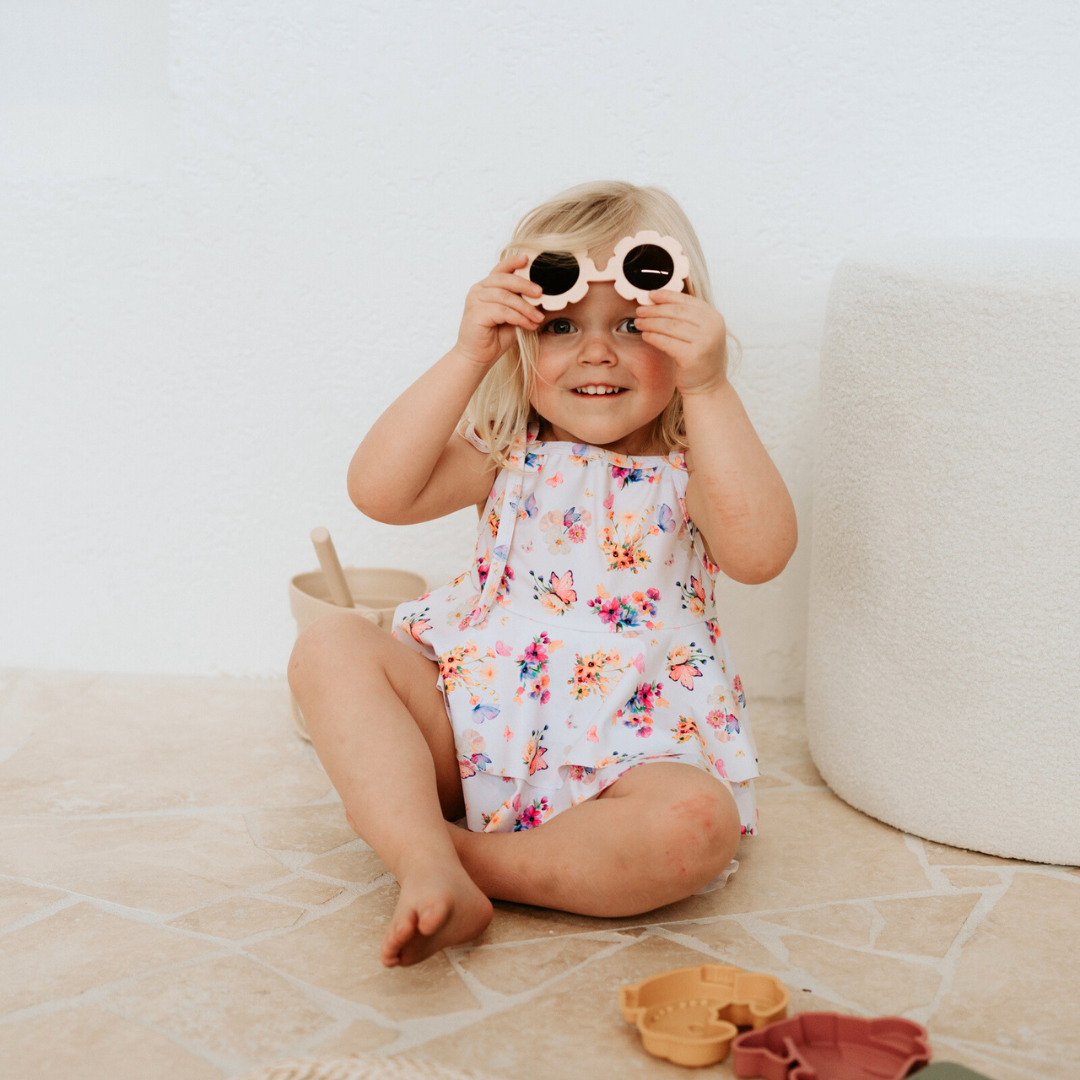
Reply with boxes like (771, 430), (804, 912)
(392, 422), (759, 836)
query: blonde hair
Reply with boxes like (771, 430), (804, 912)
(461, 180), (739, 469)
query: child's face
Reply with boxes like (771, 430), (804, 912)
(530, 278), (676, 456)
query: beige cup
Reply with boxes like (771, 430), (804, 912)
(288, 567), (428, 740)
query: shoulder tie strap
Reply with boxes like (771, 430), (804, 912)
(464, 429), (528, 629)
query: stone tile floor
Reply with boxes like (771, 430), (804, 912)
(0, 668), (1077, 1080)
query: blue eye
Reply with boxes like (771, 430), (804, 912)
(544, 318), (574, 335)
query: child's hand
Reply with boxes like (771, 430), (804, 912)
(454, 255), (546, 368)
(633, 291), (729, 396)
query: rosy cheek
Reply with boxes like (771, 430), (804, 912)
(638, 355), (676, 393)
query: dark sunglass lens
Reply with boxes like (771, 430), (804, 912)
(622, 244), (675, 290)
(529, 251), (580, 296)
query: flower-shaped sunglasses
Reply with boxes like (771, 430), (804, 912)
(515, 230), (690, 311)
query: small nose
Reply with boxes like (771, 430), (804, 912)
(578, 329), (617, 364)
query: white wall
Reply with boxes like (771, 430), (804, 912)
(2, 0), (1077, 693)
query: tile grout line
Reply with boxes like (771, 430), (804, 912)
(98, 997), (245, 1078)
(0, 882), (83, 937)
(645, 922), (877, 1016)
(380, 938), (635, 1058)
(247, 931), (641, 1062)
(907, 871), (1016, 1028)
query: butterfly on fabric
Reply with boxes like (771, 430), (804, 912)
(656, 503), (677, 533)
(546, 570), (577, 610)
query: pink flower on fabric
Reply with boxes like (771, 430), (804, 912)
(593, 598), (624, 627)
(514, 797), (551, 830)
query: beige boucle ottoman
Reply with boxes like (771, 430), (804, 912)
(806, 240), (1080, 865)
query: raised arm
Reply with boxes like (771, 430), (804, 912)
(348, 255), (545, 524)
(632, 290), (797, 585)
(680, 379), (797, 584)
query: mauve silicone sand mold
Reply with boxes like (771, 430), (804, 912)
(732, 1012), (932, 1080)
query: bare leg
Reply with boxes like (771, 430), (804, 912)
(288, 614), (492, 966)
(449, 762), (741, 916)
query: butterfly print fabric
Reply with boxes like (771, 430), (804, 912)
(392, 423), (759, 839)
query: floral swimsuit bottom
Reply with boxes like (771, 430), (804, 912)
(392, 424), (759, 884)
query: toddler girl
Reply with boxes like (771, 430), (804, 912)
(288, 181), (797, 968)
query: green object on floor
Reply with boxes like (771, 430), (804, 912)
(916, 1064), (996, 1079)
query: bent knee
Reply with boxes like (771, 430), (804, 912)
(287, 612), (384, 692)
(649, 783), (740, 892)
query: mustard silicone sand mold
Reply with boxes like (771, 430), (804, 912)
(731, 1012), (931, 1080)
(620, 964), (789, 1068)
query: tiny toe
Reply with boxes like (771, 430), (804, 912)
(394, 911), (417, 942)
(417, 897), (452, 937)
(382, 910), (416, 960)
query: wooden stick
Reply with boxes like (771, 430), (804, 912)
(310, 527), (354, 608)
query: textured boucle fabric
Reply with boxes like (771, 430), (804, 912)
(806, 240), (1080, 864)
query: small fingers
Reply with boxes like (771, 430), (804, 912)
(643, 287), (697, 305)
(483, 270), (543, 298)
(641, 290), (719, 318)
(639, 328), (683, 349)
(491, 253), (530, 274)
(501, 306), (544, 331)
(488, 256), (543, 297)
(641, 292), (727, 331)
(475, 287), (545, 327)
(633, 314), (697, 344)
(639, 330), (692, 361)
(637, 297), (699, 321)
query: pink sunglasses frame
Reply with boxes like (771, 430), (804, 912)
(514, 230), (690, 311)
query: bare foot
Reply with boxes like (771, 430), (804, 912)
(345, 812), (491, 965)
(381, 861), (493, 968)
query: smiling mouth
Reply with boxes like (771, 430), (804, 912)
(573, 386), (626, 396)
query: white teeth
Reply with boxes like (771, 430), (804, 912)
(575, 386), (622, 395)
